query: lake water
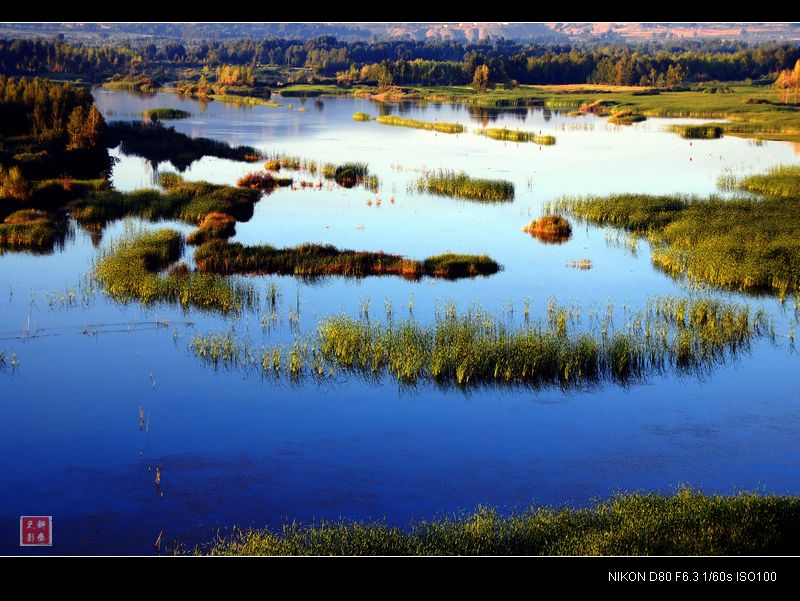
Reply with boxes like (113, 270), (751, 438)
(1, 90), (799, 554)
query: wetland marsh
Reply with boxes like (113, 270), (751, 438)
(2, 87), (800, 555)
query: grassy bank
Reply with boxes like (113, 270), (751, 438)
(0, 209), (66, 252)
(190, 296), (771, 386)
(194, 488), (800, 556)
(549, 167), (800, 297)
(194, 240), (499, 280)
(94, 229), (256, 314)
(415, 170), (514, 202)
(305, 83), (800, 142)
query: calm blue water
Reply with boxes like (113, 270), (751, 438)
(1, 90), (799, 554)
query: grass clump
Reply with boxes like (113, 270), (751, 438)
(143, 108), (191, 120)
(608, 110), (647, 125)
(523, 214), (572, 243)
(375, 115), (465, 134)
(415, 170), (514, 202)
(318, 162), (378, 189)
(194, 488), (800, 556)
(186, 212), (237, 245)
(193, 240), (499, 280)
(422, 254), (502, 277)
(668, 125), (723, 139)
(236, 172), (293, 191)
(95, 228), (256, 314)
(0, 209), (65, 251)
(352, 112), (373, 121)
(190, 295), (770, 388)
(475, 128), (556, 145)
(549, 173), (800, 296)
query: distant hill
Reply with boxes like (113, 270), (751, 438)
(0, 22), (798, 44)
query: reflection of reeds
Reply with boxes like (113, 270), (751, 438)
(567, 259), (593, 270)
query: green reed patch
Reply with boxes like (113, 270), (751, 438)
(374, 115), (465, 134)
(95, 228), (257, 314)
(548, 181), (800, 297)
(475, 128), (556, 145)
(608, 110), (647, 125)
(193, 240), (499, 280)
(415, 170), (514, 202)
(194, 488), (800, 556)
(189, 296), (771, 388)
(143, 108), (191, 120)
(352, 112), (374, 121)
(668, 125), (723, 139)
(69, 173), (261, 227)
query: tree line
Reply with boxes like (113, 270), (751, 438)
(1, 36), (799, 87)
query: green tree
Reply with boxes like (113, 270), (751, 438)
(472, 64), (490, 92)
(0, 165), (32, 201)
(67, 106), (103, 150)
(666, 64), (685, 87)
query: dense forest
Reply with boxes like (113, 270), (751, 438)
(0, 76), (112, 184)
(1, 37), (799, 87)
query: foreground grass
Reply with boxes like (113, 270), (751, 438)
(475, 128), (555, 144)
(190, 296), (771, 387)
(549, 167), (800, 297)
(415, 170), (514, 202)
(194, 240), (499, 280)
(95, 229), (257, 314)
(195, 488), (800, 555)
